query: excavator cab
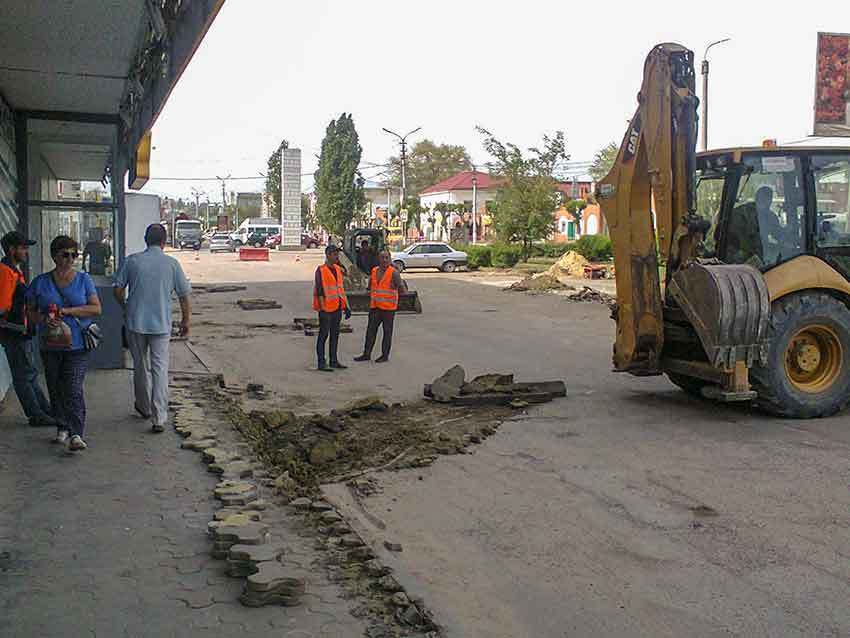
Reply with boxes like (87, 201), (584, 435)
(599, 42), (850, 417)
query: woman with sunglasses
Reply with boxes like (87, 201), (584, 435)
(27, 236), (101, 451)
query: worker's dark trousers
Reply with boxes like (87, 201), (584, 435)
(317, 309), (342, 366)
(363, 308), (395, 359)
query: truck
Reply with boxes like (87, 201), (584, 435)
(174, 219), (203, 250)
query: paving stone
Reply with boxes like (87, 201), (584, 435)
(383, 541), (403, 552)
(364, 560), (390, 577)
(396, 604), (425, 627)
(246, 562), (307, 594)
(214, 480), (258, 505)
(330, 523), (352, 536)
(203, 447), (238, 465)
(339, 535), (364, 548)
(218, 460), (254, 478)
(378, 576), (403, 592)
(319, 510), (342, 524)
(180, 438), (217, 451)
(173, 589), (215, 609)
(213, 509), (262, 522)
(310, 500), (333, 512)
(243, 498), (268, 511)
(213, 522), (269, 545)
(347, 546), (375, 562)
(390, 592), (409, 607)
(226, 542), (286, 577)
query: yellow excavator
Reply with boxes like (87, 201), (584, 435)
(597, 42), (850, 417)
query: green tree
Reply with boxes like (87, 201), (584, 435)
(566, 198), (587, 224)
(388, 139), (472, 196)
(301, 193), (315, 230)
(477, 127), (568, 259)
(589, 141), (618, 182)
(264, 139), (289, 215)
(314, 114), (365, 236)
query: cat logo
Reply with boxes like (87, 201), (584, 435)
(623, 115), (641, 162)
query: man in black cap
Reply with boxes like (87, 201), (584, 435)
(312, 245), (351, 371)
(0, 231), (55, 426)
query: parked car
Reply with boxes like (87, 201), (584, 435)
(245, 231), (270, 247)
(209, 232), (234, 253)
(390, 242), (467, 273)
(302, 233), (321, 249)
(265, 233), (281, 248)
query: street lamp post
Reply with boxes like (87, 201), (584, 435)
(701, 38), (731, 151)
(471, 170), (478, 244)
(382, 126), (421, 209)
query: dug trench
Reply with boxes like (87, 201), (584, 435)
(174, 367), (562, 636)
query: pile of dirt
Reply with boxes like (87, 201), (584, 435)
(196, 380), (513, 497)
(507, 251), (589, 293)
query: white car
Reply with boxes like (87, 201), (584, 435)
(391, 242), (468, 273)
(208, 233), (235, 253)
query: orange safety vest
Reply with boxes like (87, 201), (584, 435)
(370, 266), (398, 311)
(312, 264), (347, 312)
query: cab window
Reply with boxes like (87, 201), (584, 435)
(724, 155), (805, 268)
(813, 155), (850, 248)
(695, 169), (725, 256)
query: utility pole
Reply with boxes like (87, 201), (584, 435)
(701, 38), (731, 151)
(191, 186), (206, 228)
(215, 174), (231, 227)
(471, 168), (478, 245)
(382, 127), (421, 209)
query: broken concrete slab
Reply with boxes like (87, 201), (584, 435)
(461, 373), (514, 395)
(430, 365), (465, 403)
(237, 298), (282, 311)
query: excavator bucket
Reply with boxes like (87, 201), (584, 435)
(667, 263), (770, 368)
(338, 236), (423, 315)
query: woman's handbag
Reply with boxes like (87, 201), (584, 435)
(50, 273), (101, 351)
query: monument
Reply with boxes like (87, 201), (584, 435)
(280, 148), (302, 249)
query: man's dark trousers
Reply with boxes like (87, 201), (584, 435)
(1, 337), (51, 419)
(363, 308), (395, 359)
(317, 309), (342, 366)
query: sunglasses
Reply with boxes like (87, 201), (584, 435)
(57, 251), (78, 259)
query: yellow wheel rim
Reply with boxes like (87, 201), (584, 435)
(784, 324), (843, 394)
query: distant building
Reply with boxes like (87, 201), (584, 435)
(419, 171), (499, 241)
(237, 192), (263, 222)
(362, 180), (399, 227)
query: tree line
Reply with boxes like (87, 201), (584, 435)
(264, 113), (619, 251)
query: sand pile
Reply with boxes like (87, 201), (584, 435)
(508, 251), (589, 292)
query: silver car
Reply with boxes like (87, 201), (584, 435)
(209, 233), (234, 253)
(391, 242), (468, 273)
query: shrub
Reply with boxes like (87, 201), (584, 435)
(490, 243), (523, 268)
(572, 235), (612, 262)
(538, 242), (572, 258)
(466, 245), (492, 269)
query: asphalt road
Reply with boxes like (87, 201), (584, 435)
(180, 249), (850, 638)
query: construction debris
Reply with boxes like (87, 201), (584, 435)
(566, 286), (616, 306)
(425, 367), (566, 406)
(237, 299), (282, 311)
(507, 274), (573, 293)
(205, 285), (248, 293)
(507, 250), (600, 294)
(293, 316), (353, 334)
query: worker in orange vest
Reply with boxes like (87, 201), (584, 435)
(313, 245), (350, 371)
(354, 248), (407, 363)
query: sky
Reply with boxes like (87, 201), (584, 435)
(147, 0), (850, 201)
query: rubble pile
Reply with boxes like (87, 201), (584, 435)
(566, 286), (616, 306)
(425, 366), (567, 406)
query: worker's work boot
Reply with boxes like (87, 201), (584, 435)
(317, 361), (334, 372)
(331, 361), (348, 370)
(353, 354), (370, 362)
(375, 356), (389, 363)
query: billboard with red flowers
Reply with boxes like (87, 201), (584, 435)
(814, 32), (850, 137)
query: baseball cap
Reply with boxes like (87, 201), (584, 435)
(325, 244), (340, 256)
(1, 231), (36, 253)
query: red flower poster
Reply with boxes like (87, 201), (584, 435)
(814, 32), (850, 136)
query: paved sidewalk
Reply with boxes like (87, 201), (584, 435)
(0, 363), (366, 637)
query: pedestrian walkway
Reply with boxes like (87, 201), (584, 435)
(0, 359), (366, 637)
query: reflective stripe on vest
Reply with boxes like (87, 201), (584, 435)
(313, 264), (347, 312)
(370, 266), (398, 311)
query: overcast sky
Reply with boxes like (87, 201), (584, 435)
(147, 0), (849, 201)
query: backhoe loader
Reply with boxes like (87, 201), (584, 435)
(597, 42), (850, 418)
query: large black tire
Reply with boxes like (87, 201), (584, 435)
(751, 292), (850, 418)
(393, 260), (405, 272)
(441, 260), (457, 273)
(666, 372), (707, 398)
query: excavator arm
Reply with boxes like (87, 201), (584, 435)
(596, 43), (702, 373)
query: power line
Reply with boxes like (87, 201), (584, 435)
(146, 176), (265, 182)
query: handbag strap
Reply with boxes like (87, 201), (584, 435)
(49, 272), (86, 328)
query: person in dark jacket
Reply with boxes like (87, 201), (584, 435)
(0, 231), (55, 427)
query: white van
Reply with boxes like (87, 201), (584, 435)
(230, 218), (282, 247)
